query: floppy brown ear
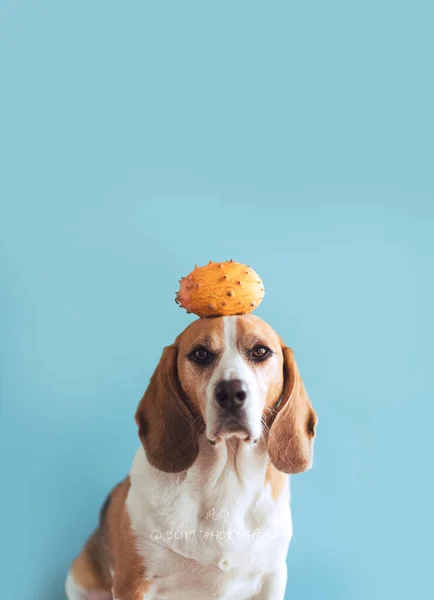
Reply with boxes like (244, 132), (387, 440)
(268, 347), (317, 474)
(135, 345), (199, 473)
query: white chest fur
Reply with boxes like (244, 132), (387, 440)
(127, 439), (292, 600)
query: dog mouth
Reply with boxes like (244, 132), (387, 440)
(208, 418), (259, 446)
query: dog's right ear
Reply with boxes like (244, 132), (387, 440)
(135, 345), (199, 473)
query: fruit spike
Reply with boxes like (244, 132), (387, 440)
(175, 260), (265, 318)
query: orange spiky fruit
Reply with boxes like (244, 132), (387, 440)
(175, 260), (265, 318)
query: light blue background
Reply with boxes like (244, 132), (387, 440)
(1, 2), (433, 599)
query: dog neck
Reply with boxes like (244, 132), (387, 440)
(128, 437), (289, 551)
(130, 433), (273, 514)
(190, 433), (269, 492)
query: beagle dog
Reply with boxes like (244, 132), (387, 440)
(65, 314), (317, 600)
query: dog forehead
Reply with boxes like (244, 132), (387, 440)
(176, 314), (281, 351)
(176, 317), (225, 351)
(235, 314), (282, 347)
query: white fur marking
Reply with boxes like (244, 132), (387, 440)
(128, 439), (291, 600)
(205, 316), (263, 442)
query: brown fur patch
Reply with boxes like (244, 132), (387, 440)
(105, 478), (151, 599)
(71, 529), (111, 592)
(267, 348), (317, 474)
(176, 316), (225, 414)
(265, 459), (288, 500)
(71, 478), (151, 599)
(135, 345), (201, 473)
(234, 314), (285, 408)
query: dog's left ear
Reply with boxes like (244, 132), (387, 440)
(268, 347), (317, 474)
(135, 345), (199, 473)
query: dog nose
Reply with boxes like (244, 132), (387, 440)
(215, 379), (248, 410)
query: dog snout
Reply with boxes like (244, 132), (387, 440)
(214, 379), (248, 411)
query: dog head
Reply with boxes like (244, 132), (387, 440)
(135, 314), (317, 474)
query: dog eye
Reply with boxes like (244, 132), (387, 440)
(250, 345), (272, 361)
(188, 347), (214, 365)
